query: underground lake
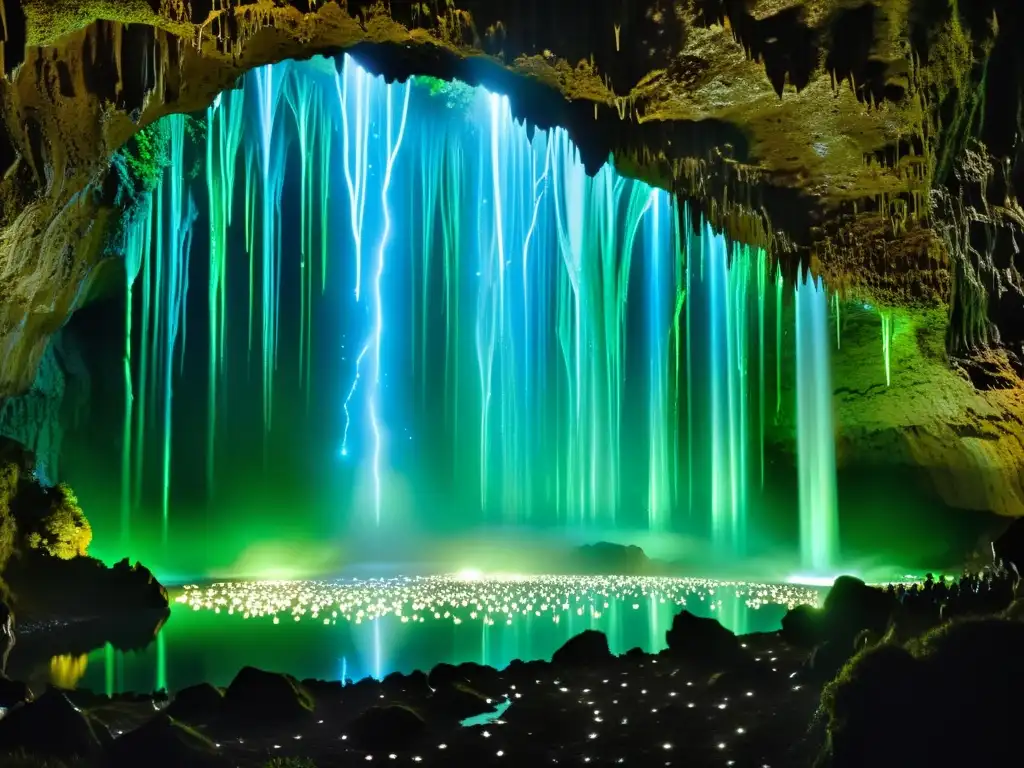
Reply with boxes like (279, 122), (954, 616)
(12, 576), (822, 694)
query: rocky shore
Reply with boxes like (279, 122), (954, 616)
(0, 574), (1021, 768)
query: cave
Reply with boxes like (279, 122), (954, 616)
(0, 2), (1023, 766)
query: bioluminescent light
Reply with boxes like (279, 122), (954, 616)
(795, 272), (839, 573)
(113, 53), (847, 568)
(251, 63), (289, 440)
(205, 89), (246, 493)
(175, 575), (822, 627)
(118, 197), (152, 547)
(336, 62), (372, 464)
(367, 80), (412, 524)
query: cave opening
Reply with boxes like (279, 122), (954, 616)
(4, 52), (993, 691)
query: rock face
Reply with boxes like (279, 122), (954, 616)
(552, 628), (614, 667)
(663, 610), (745, 665)
(0, 1), (1022, 514)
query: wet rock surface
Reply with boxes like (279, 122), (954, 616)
(3, 569), (1021, 767)
(0, 620), (824, 767)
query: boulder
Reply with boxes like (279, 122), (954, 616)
(350, 704), (425, 751)
(551, 629), (613, 667)
(164, 683), (224, 723)
(569, 543), (652, 575)
(223, 667), (314, 725)
(663, 610), (745, 665)
(381, 669), (430, 698)
(108, 558), (170, 611)
(427, 662), (503, 697)
(821, 575), (896, 641)
(0, 689), (110, 759)
(780, 603), (825, 649)
(428, 683), (494, 721)
(426, 662), (459, 688)
(109, 713), (226, 768)
(452, 662), (503, 693)
(822, 619), (1024, 767)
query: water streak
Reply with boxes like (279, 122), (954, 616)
(795, 273), (839, 572)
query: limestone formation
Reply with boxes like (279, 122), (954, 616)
(0, 1), (1021, 514)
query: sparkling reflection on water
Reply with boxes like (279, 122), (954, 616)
(54, 575), (821, 693)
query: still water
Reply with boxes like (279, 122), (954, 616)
(33, 575), (820, 694)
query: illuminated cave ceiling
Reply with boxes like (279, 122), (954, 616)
(0, 0), (1023, 515)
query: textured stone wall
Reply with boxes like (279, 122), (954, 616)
(0, 0), (1020, 514)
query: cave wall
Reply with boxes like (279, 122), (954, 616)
(0, 0), (1021, 515)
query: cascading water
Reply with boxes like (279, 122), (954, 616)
(795, 273), (839, 573)
(94, 54), (849, 574)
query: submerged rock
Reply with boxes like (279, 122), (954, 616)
(551, 629), (613, 667)
(223, 667), (314, 725)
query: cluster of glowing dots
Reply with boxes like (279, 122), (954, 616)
(175, 575), (820, 627)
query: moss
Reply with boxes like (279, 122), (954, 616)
(116, 121), (170, 192)
(25, 483), (92, 560)
(265, 759), (318, 768)
(415, 76), (476, 111)
(0, 439), (93, 601)
(115, 115), (205, 193)
(820, 617), (1024, 767)
(22, 0), (192, 46)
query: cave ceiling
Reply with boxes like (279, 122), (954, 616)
(0, 0), (1023, 515)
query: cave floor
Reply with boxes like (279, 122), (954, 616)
(68, 631), (824, 767)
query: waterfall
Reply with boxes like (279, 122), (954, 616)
(795, 273), (839, 573)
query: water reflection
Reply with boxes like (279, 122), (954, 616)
(21, 576), (820, 694)
(49, 653), (89, 689)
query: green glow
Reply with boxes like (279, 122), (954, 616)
(120, 198), (152, 546)
(104, 642), (115, 698)
(795, 274), (839, 573)
(205, 90), (246, 494)
(881, 310), (894, 386)
(775, 266), (784, 418)
(757, 250), (766, 488)
(72, 577), (818, 691)
(156, 628), (167, 692)
(94, 56), (846, 577)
